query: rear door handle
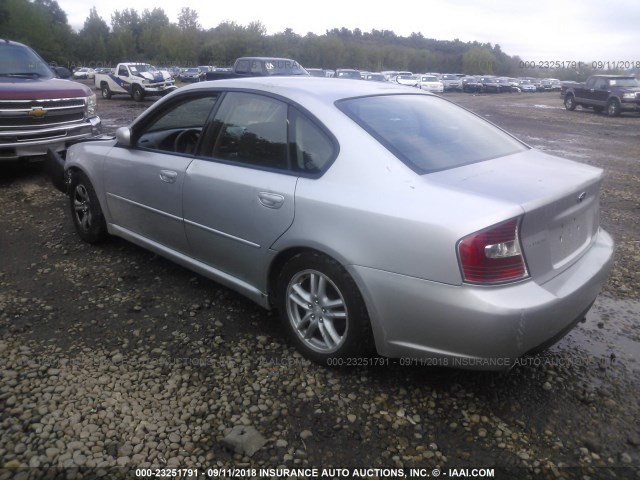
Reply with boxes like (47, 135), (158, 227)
(159, 170), (178, 183)
(258, 192), (285, 209)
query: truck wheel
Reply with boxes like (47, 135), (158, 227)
(101, 83), (112, 100)
(564, 95), (576, 111)
(606, 99), (621, 117)
(132, 86), (144, 102)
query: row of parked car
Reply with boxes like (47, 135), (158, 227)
(303, 68), (563, 94)
(72, 64), (563, 96)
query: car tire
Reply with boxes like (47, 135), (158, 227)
(564, 94), (577, 111)
(606, 99), (621, 117)
(69, 171), (108, 244)
(276, 252), (374, 365)
(132, 86), (144, 102)
(101, 83), (112, 100)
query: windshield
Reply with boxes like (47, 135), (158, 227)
(130, 64), (153, 73)
(337, 94), (527, 174)
(0, 43), (54, 78)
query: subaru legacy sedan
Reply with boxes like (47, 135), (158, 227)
(49, 77), (614, 369)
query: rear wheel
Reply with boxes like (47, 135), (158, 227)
(564, 94), (577, 110)
(101, 83), (112, 99)
(276, 252), (373, 365)
(69, 171), (108, 244)
(606, 99), (621, 117)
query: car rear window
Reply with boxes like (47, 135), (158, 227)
(337, 94), (527, 173)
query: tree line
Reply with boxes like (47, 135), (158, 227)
(0, 0), (613, 79)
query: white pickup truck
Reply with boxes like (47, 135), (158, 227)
(94, 63), (177, 102)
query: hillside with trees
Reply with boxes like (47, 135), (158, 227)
(0, 0), (610, 79)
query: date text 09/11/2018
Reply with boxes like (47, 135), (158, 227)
(520, 60), (640, 70)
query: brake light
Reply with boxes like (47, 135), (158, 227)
(458, 218), (528, 284)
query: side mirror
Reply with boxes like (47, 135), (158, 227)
(115, 127), (132, 147)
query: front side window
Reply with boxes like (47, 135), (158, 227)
(337, 94), (527, 174)
(209, 92), (288, 170)
(136, 94), (219, 154)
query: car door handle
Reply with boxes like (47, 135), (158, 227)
(159, 170), (178, 183)
(258, 192), (285, 209)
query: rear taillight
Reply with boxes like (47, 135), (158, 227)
(458, 218), (528, 284)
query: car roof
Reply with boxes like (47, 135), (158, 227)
(184, 77), (432, 103)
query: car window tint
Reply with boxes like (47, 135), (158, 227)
(291, 109), (334, 173)
(209, 92), (288, 170)
(337, 94), (527, 174)
(136, 95), (219, 153)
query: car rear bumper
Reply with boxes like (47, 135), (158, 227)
(347, 228), (614, 370)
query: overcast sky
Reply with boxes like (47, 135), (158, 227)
(57, 0), (640, 63)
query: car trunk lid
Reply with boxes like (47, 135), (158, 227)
(427, 149), (603, 284)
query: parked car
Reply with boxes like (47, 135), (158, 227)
(363, 73), (387, 82)
(178, 67), (202, 83)
(518, 80), (537, 92)
(306, 68), (326, 78)
(538, 79), (554, 92)
(478, 76), (501, 93)
(461, 76), (483, 93)
(392, 73), (419, 87)
(72, 67), (95, 80)
(496, 77), (517, 93)
(47, 78), (613, 369)
(335, 69), (362, 80)
(416, 75), (444, 93)
(439, 74), (461, 91)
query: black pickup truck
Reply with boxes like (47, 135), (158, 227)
(204, 57), (309, 81)
(562, 75), (640, 116)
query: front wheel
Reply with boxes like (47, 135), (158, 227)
(132, 86), (144, 102)
(276, 252), (373, 364)
(564, 95), (577, 110)
(69, 171), (108, 244)
(606, 99), (621, 117)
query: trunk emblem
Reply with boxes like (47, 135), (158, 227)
(577, 191), (587, 203)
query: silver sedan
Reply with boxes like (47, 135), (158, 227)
(50, 77), (614, 369)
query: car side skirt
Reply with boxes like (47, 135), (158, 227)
(108, 223), (269, 308)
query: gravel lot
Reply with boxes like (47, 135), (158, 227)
(1, 86), (639, 480)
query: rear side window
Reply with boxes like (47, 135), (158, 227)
(202, 92), (336, 175)
(337, 94), (527, 173)
(290, 108), (335, 173)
